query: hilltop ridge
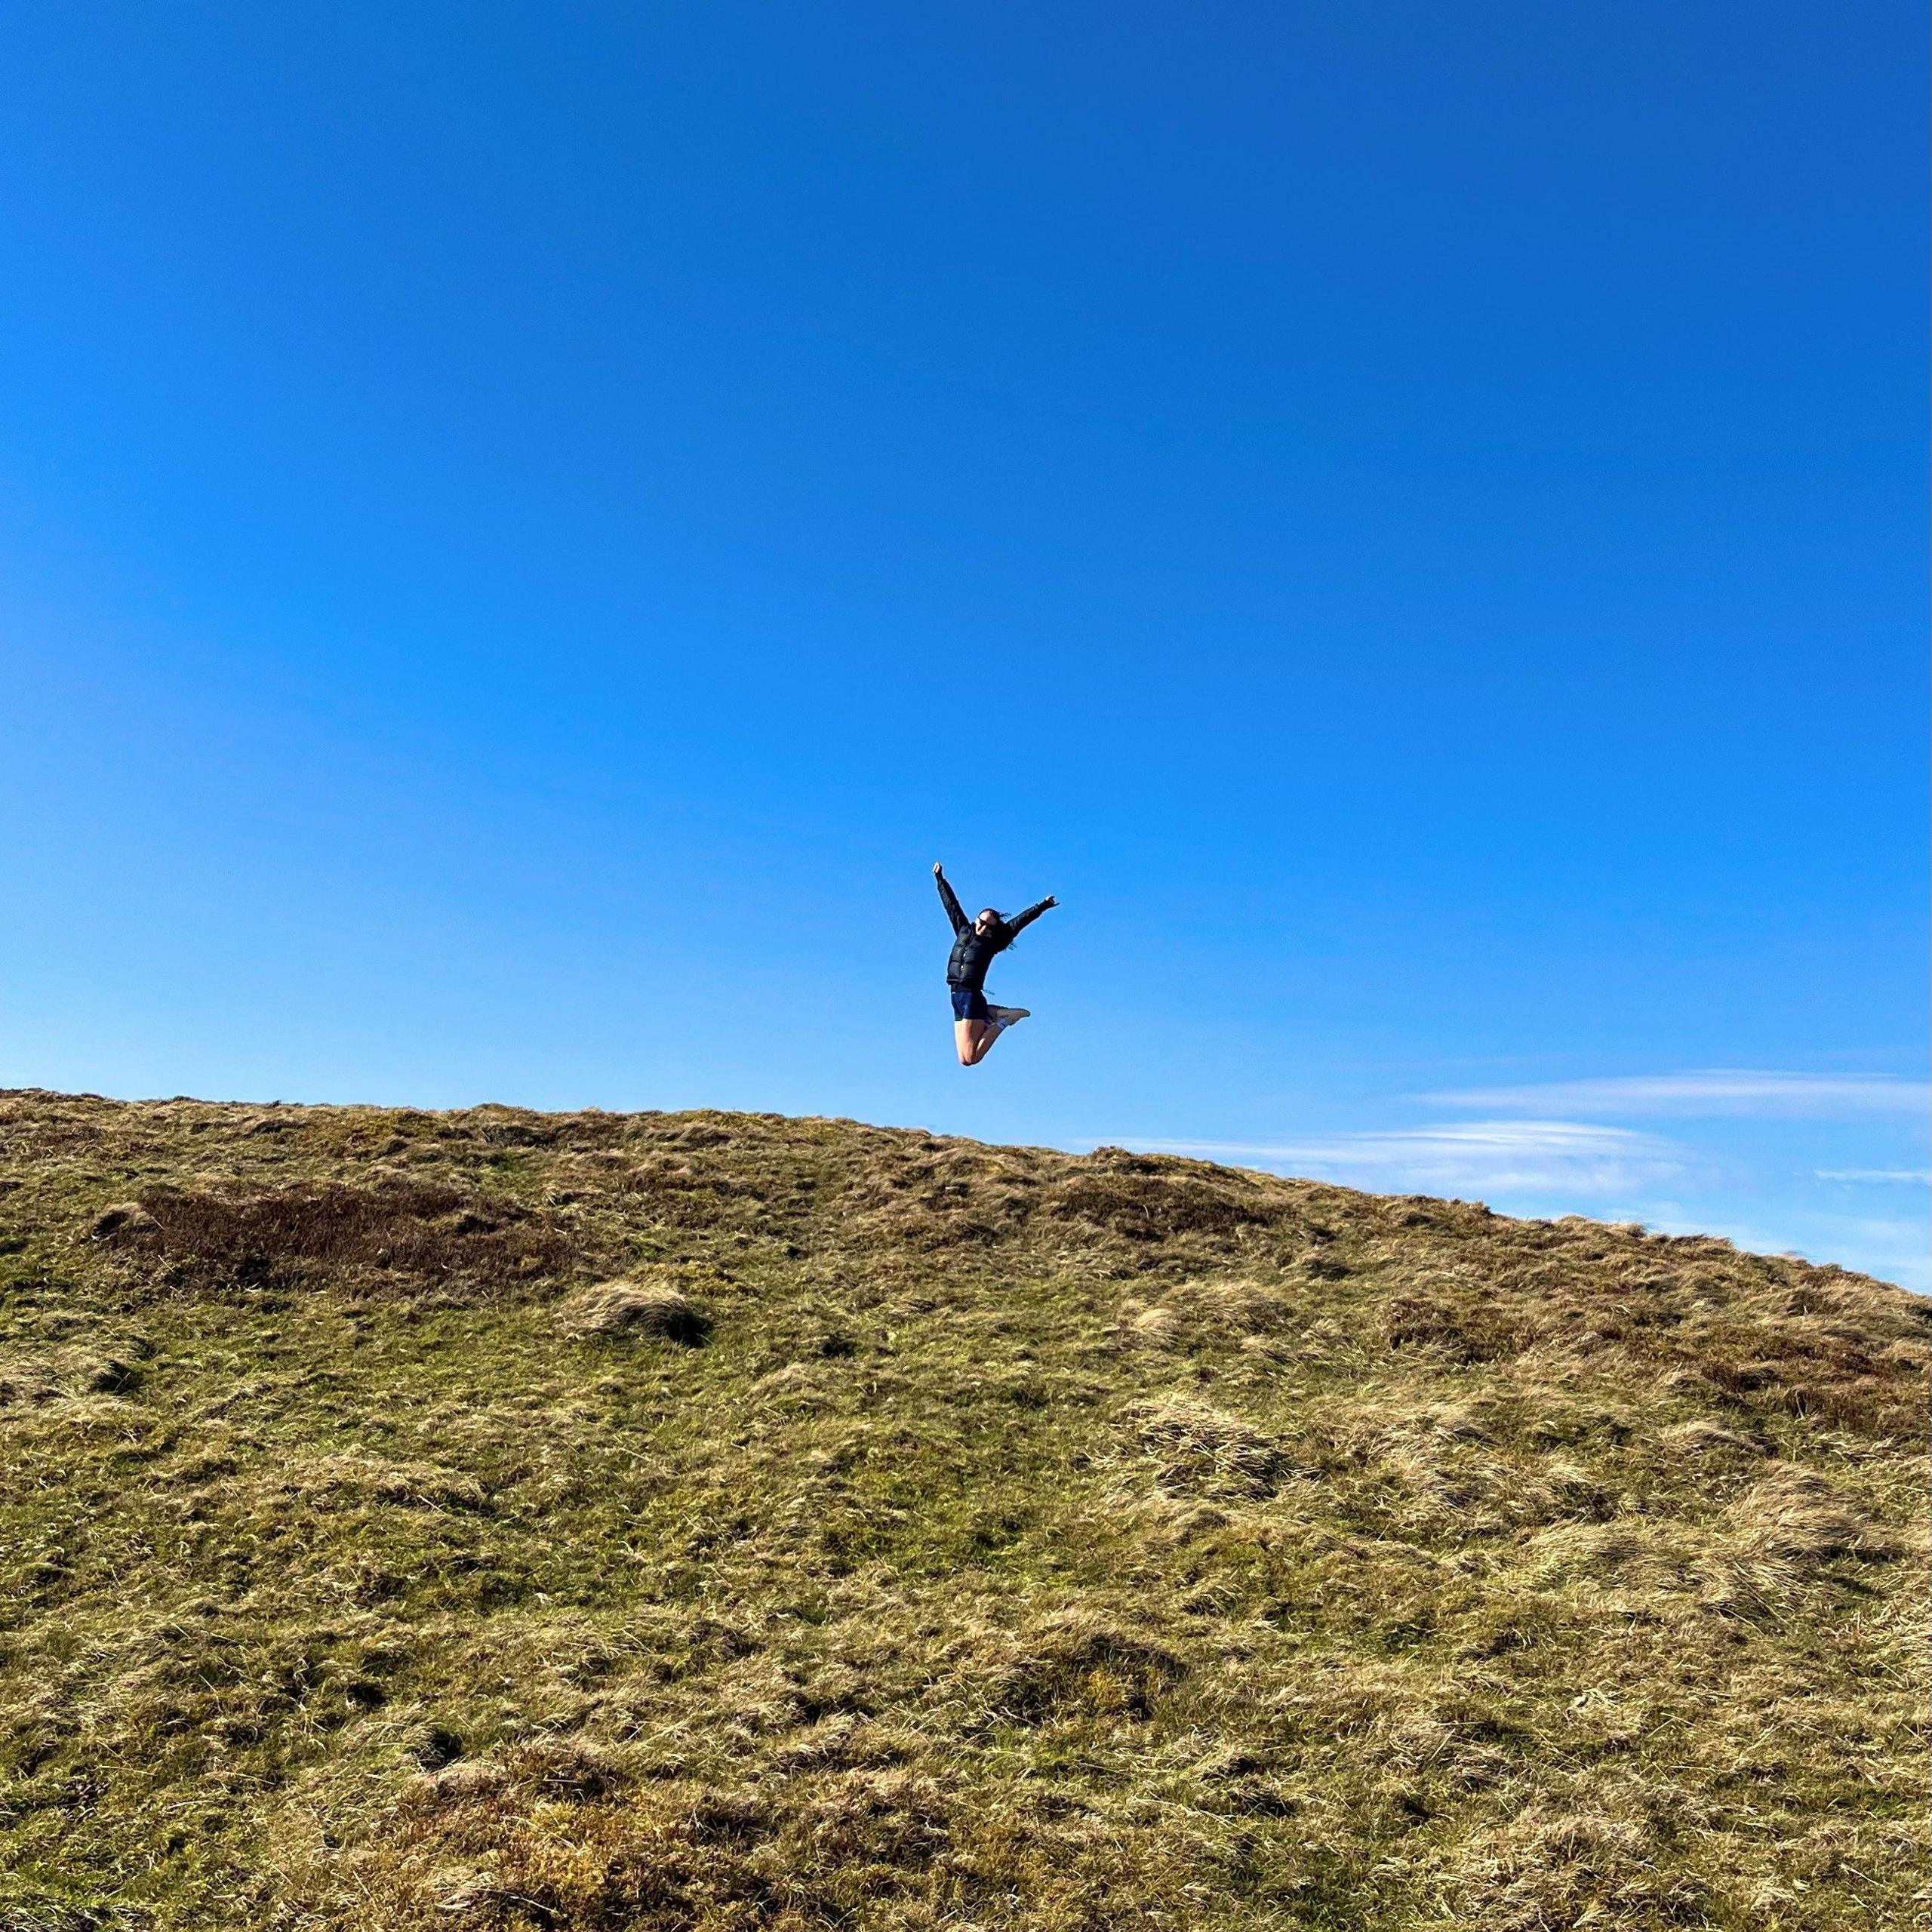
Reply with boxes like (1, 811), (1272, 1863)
(0, 1090), (1924, 1930)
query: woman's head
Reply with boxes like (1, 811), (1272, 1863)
(975, 908), (1004, 934)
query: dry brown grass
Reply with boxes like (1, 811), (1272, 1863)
(0, 1088), (1922, 1930)
(557, 1278), (711, 1344)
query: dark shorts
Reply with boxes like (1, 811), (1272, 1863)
(950, 986), (990, 1023)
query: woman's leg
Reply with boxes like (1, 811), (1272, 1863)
(954, 1017), (1001, 1065)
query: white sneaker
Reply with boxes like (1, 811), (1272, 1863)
(989, 1005), (1030, 1025)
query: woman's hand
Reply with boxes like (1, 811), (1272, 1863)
(933, 862), (945, 877)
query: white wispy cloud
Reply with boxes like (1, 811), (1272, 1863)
(1422, 1070), (1930, 1118)
(1117, 1119), (1685, 1200)
(1815, 1168), (1932, 1186)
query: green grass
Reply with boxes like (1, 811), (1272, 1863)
(0, 1090), (1923, 1930)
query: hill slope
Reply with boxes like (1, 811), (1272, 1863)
(0, 1091), (1924, 1930)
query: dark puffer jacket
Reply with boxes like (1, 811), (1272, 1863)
(937, 873), (1054, 990)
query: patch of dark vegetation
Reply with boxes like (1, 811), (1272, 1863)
(98, 1180), (580, 1301)
(1047, 1152), (1282, 1242)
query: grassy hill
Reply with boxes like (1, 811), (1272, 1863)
(0, 1090), (1923, 1931)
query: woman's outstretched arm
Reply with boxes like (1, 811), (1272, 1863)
(1002, 895), (1058, 937)
(934, 863), (969, 935)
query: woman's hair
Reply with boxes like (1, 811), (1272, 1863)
(977, 908), (1004, 927)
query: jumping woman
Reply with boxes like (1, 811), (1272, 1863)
(934, 862), (1058, 1066)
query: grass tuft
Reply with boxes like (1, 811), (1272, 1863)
(557, 1279), (709, 1345)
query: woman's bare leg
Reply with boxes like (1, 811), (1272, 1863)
(954, 1017), (1001, 1065)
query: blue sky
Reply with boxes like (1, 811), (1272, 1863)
(2, 4), (1925, 1285)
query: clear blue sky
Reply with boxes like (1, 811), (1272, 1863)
(3, 4), (1925, 1284)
